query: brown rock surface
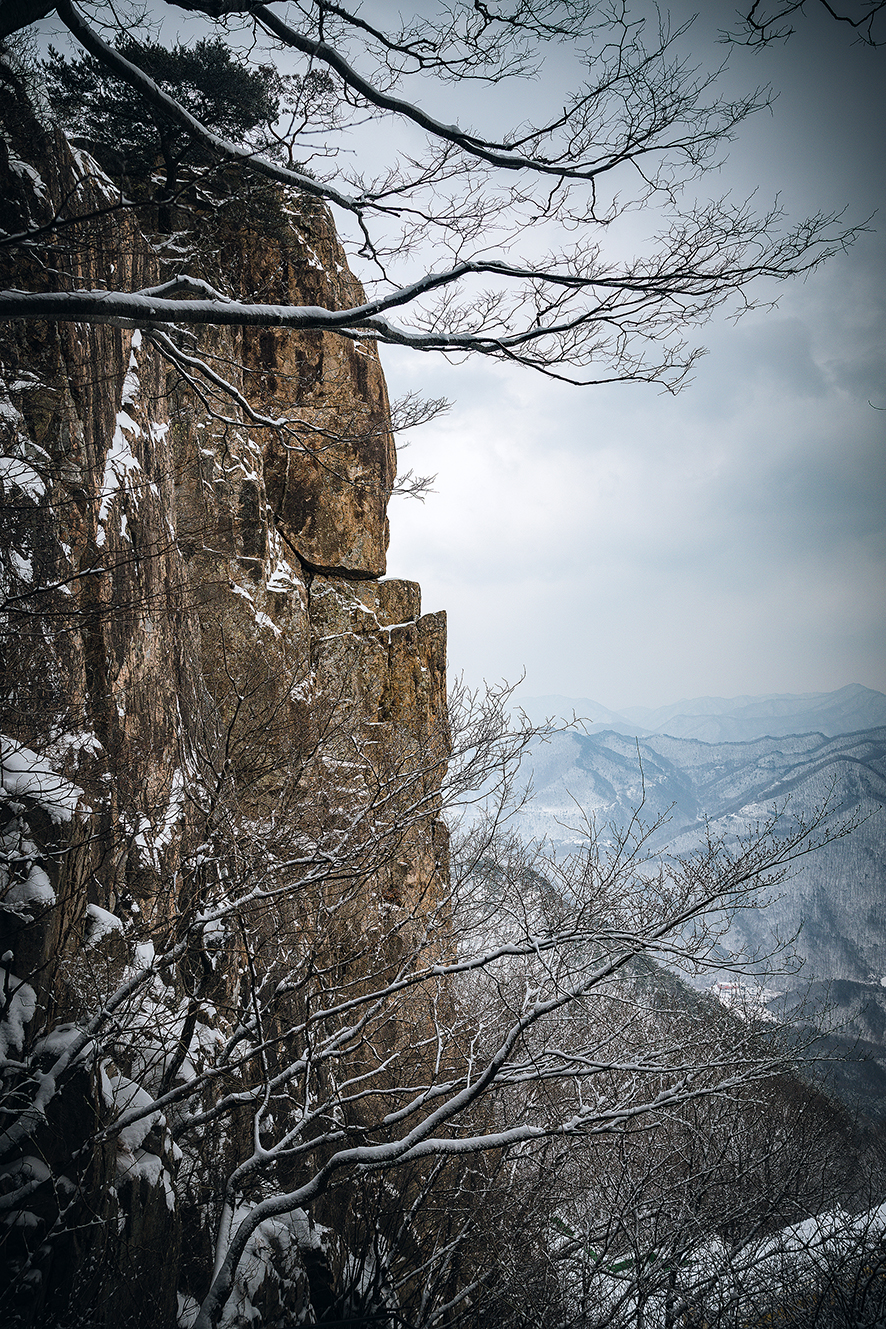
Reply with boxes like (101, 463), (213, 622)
(0, 64), (448, 1327)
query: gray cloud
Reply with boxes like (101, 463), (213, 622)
(383, 4), (886, 708)
(385, 251), (886, 705)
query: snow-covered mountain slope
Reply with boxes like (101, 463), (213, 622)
(516, 725), (886, 989)
(514, 721), (886, 1112)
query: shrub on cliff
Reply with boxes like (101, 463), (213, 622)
(44, 37), (281, 199)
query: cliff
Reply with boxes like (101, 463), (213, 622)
(0, 65), (449, 1327)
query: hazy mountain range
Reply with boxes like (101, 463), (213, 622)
(519, 682), (886, 744)
(512, 687), (886, 1113)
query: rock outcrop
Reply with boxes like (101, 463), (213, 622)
(0, 63), (448, 1327)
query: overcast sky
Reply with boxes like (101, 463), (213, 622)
(383, 4), (886, 709)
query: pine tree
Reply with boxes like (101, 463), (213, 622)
(44, 37), (281, 200)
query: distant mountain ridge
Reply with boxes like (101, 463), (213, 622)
(512, 702), (886, 1104)
(520, 683), (886, 743)
(518, 725), (886, 871)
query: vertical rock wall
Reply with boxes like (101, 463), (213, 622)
(0, 65), (449, 1326)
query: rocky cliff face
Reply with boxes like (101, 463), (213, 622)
(0, 65), (448, 1327)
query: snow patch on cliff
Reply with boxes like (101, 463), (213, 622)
(0, 968), (37, 1060)
(97, 409), (142, 543)
(0, 738), (83, 821)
